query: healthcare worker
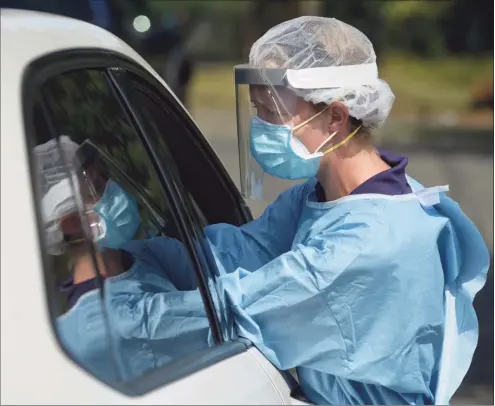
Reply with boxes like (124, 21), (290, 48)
(37, 137), (210, 384)
(202, 16), (489, 405)
(36, 17), (489, 404)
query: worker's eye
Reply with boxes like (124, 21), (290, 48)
(259, 105), (277, 115)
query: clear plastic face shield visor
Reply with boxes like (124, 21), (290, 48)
(56, 140), (112, 247)
(72, 140), (111, 243)
(234, 62), (378, 202)
(39, 138), (109, 255)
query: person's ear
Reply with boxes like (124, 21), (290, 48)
(327, 102), (350, 133)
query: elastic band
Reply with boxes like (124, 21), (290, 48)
(287, 63), (378, 89)
(322, 125), (362, 155)
(292, 105), (330, 133)
(314, 131), (338, 154)
(67, 237), (86, 245)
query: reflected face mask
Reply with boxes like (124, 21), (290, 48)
(92, 180), (141, 250)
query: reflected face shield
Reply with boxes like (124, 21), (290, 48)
(74, 142), (141, 250)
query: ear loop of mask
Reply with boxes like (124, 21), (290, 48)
(292, 105), (330, 133)
(292, 94), (363, 156)
(314, 130), (338, 154)
(322, 124), (362, 155)
(292, 105), (337, 156)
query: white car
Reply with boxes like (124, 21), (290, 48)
(0, 9), (310, 405)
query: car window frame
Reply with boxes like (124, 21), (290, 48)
(107, 65), (253, 226)
(103, 68), (225, 343)
(77, 138), (169, 231)
(22, 48), (252, 397)
(108, 69), (252, 227)
(108, 69), (237, 341)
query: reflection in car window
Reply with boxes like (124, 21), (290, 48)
(32, 133), (116, 382)
(111, 70), (247, 227)
(32, 68), (214, 387)
(41, 70), (166, 216)
(116, 74), (234, 340)
(123, 80), (210, 227)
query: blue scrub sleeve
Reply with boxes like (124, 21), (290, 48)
(104, 287), (213, 381)
(205, 182), (310, 275)
(136, 182), (310, 288)
(216, 214), (434, 394)
(106, 286), (215, 357)
(138, 236), (198, 291)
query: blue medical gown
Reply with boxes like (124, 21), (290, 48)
(57, 237), (212, 384)
(204, 177), (489, 405)
(57, 176), (488, 405)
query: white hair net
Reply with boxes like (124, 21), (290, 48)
(34, 136), (81, 255)
(249, 16), (395, 129)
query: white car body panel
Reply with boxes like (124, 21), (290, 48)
(0, 9), (307, 405)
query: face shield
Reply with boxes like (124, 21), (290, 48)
(74, 140), (142, 250)
(72, 140), (111, 243)
(40, 168), (108, 255)
(40, 137), (143, 255)
(234, 63), (379, 202)
(37, 137), (106, 254)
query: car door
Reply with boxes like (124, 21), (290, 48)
(20, 49), (297, 404)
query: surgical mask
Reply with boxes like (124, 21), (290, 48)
(250, 108), (361, 180)
(91, 180), (141, 250)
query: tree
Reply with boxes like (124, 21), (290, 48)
(323, 0), (386, 58)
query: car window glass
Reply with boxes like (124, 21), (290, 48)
(112, 72), (234, 339)
(113, 70), (247, 227)
(33, 68), (215, 387)
(31, 122), (117, 382)
(121, 78), (209, 227)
